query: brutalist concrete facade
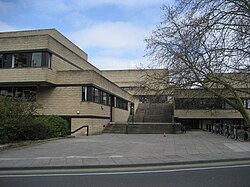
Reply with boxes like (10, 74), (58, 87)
(0, 29), (139, 135)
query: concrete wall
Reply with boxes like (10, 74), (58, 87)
(71, 118), (109, 136)
(0, 34), (50, 52)
(0, 68), (56, 85)
(102, 69), (170, 96)
(37, 86), (132, 134)
(56, 70), (137, 102)
(0, 29), (88, 61)
(0, 29), (100, 73)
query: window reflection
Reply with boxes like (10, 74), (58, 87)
(0, 51), (51, 69)
(32, 53), (42, 67)
(13, 53), (29, 68)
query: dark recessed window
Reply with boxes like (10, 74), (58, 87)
(31, 52), (42, 67)
(0, 51), (51, 69)
(94, 88), (100, 103)
(82, 86), (128, 110)
(0, 54), (7, 68)
(102, 92), (107, 105)
(0, 87), (37, 101)
(82, 86), (87, 101)
(13, 53), (30, 68)
(246, 99), (250, 109)
(115, 96), (128, 110)
(42, 52), (51, 68)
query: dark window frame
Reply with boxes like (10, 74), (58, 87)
(82, 86), (128, 110)
(0, 87), (37, 101)
(0, 51), (51, 69)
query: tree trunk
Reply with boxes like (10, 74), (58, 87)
(238, 106), (250, 126)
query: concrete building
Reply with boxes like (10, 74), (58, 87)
(0, 29), (139, 135)
(0, 29), (249, 134)
(102, 69), (172, 103)
(174, 88), (250, 129)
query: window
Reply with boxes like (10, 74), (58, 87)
(31, 53), (42, 67)
(115, 96), (128, 110)
(102, 92), (107, 105)
(224, 99), (236, 109)
(0, 88), (14, 97)
(82, 86), (128, 109)
(82, 87), (87, 101)
(13, 53), (30, 68)
(94, 88), (100, 103)
(0, 51), (51, 69)
(42, 52), (51, 68)
(0, 87), (37, 100)
(0, 54), (8, 68)
(247, 99), (250, 109)
(175, 98), (224, 109)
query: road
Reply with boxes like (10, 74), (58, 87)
(0, 161), (250, 187)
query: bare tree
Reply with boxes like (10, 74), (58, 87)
(145, 0), (250, 125)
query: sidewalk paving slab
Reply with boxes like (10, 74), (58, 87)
(0, 131), (250, 169)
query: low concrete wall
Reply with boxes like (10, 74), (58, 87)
(104, 122), (182, 134)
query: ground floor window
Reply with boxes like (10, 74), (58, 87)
(0, 87), (37, 100)
(137, 95), (170, 103)
(175, 118), (245, 130)
(82, 86), (128, 110)
(115, 97), (128, 110)
(175, 98), (250, 110)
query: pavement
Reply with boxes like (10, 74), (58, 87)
(0, 131), (250, 169)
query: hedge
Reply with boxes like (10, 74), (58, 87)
(0, 96), (69, 144)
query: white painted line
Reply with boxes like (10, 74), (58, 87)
(109, 155), (123, 158)
(67, 156), (99, 159)
(37, 157), (64, 160)
(1, 164), (250, 178)
(0, 158), (33, 161)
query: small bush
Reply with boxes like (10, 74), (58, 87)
(6, 118), (48, 141)
(0, 96), (69, 143)
(38, 115), (69, 138)
(0, 124), (9, 144)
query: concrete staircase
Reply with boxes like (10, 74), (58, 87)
(103, 123), (127, 134)
(103, 122), (176, 134)
(133, 103), (173, 123)
(103, 103), (176, 134)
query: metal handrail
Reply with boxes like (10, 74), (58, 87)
(71, 125), (89, 136)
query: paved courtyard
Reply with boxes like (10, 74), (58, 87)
(0, 131), (250, 168)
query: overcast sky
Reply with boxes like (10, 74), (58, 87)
(0, 0), (173, 70)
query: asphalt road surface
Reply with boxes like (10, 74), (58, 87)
(1, 161), (250, 187)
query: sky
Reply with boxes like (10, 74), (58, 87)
(0, 0), (174, 70)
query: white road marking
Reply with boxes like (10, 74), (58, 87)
(109, 155), (123, 158)
(0, 164), (250, 178)
(0, 155), (124, 161)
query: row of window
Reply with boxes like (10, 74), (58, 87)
(0, 87), (37, 100)
(82, 86), (128, 110)
(175, 98), (250, 109)
(121, 86), (141, 91)
(0, 52), (51, 69)
(0, 86), (129, 110)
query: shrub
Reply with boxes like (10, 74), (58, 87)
(0, 97), (9, 143)
(0, 96), (69, 143)
(6, 117), (48, 141)
(37, 115), (69, 138)
(0, 124), (9, 144)
(0, 96), (43, 143)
